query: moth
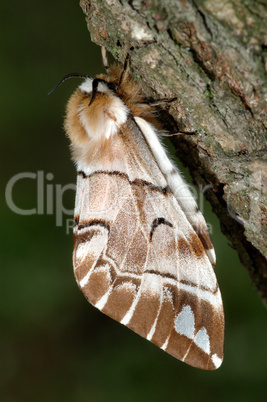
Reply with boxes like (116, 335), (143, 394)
(63, 48), (224, 370)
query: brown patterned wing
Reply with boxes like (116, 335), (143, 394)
(73, 162), (224, 370)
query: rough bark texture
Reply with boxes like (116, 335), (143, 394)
(79, 0), (267, 305)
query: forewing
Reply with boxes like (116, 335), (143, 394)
(73, 119), (224, 370)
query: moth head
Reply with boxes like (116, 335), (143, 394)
(64, 76), (128, 147)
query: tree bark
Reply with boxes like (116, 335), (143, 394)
(79, 0), (267, 305)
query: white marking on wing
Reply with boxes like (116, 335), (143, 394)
(194, 327), (211, 354)
(120, 271), (161, 327)
(79, 262), (110, 289)
(160, 277), (222, 310)
(161, 335), (170, 351)
(175, 305), (195, 339)
(134, 116), (198, 214)
(179, 282), (221, 309)
(146, 279), (163, 341)
(206, 248), (216, 265)
(95, 287), (112, 310)
(75, 232), (105, 265)
(212, 354), (223, 369)
(120, 292), (140, 325)
(79, 271), (91, 288)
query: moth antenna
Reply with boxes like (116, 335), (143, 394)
(119, 53), (131, 87)
(101, 46), (109, 71)
(48, 73), (89, 95)
(88, 79), (100, 106)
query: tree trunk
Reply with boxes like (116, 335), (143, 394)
(79, 0), (267, 305)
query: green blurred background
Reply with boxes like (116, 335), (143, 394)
(1, 1), (266, 401)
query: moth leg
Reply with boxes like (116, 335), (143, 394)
(101, 46), (109, 71)
(119, 53), (131, 86)
(139, 97), (177, 106)
(159, 130), (197, 137)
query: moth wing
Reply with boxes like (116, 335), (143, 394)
(73, 118), (224, 370)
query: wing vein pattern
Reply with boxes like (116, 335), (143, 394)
(73, 118), (224, 370)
